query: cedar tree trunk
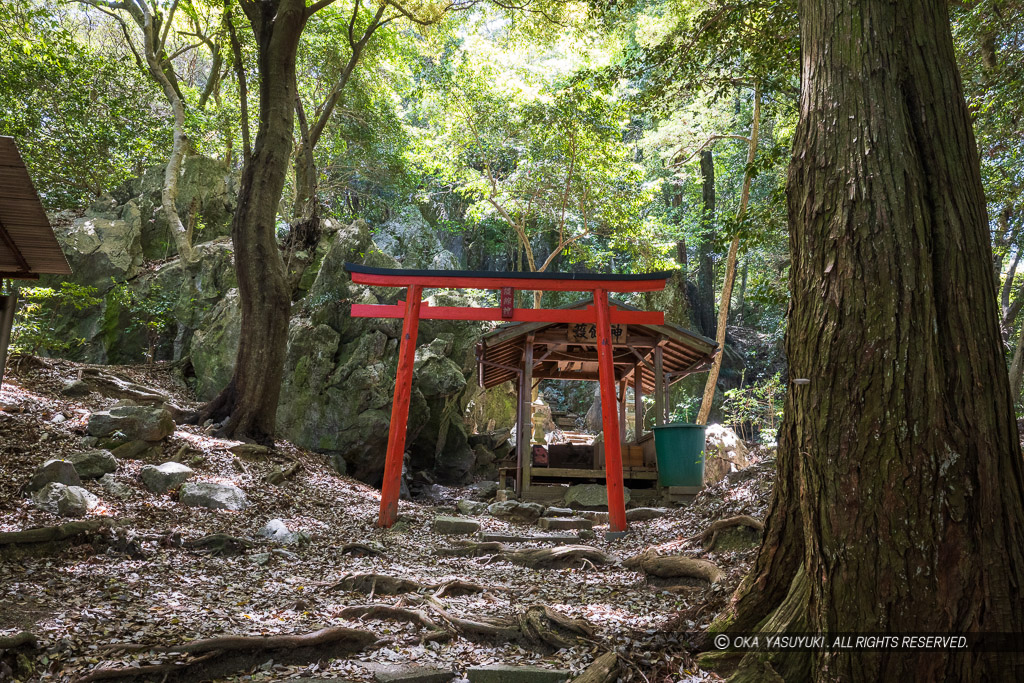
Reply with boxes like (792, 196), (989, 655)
(709, 0), (1024, 680)
(696, 149), (717, 339)
(196, 0), (307, 443)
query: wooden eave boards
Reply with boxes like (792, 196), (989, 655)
(0, 136), (72, 278)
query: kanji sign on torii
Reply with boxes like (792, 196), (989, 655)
(345, 263), (673, 535)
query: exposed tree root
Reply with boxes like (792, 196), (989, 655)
(329, 573), (495, 598)
(435, 541), (508, 557)
(432, 579), (496, 598)
(503, 545), (617, 569)
(625, 549), (724, 585)
(72, 627), (378, 683)
(339, 605), (441, 631)
(76, 368), (187, 418)
(423, 599), (594, 652)
(338, 542), (383, 557)
(0, 631), (37, 650)
(701, 515), (764, 552)
(0, 519), (115, 547)
(184, 534), (253, 556)
(571, 651), (620, 683)
(265, 461), (301, 485)
(330, 573), (430, 595)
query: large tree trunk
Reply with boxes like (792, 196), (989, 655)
(195, 0), (306, 443)
(710, 0), (1024, 680)
(695, 149), (717, 338)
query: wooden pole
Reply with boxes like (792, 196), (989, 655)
(520, 334), (534, 495)
(654, 345), (664, 426)
(633, 364), (643, 440)
(377, 284), (423, 527)
(0, 285), (16, 391)
(595, 288), (627, 534)
(618, 378), (627, 439)
(514, 361), (524, 496)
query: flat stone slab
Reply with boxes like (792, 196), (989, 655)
(625, 507), (670, 521)
(543, 506), (574, 517)
(537, 517), (593, 531)
(579, 510), (610, 525)
(374, 664), (455, 683)
(479, 533), (579, 544)
(467, 665), (571, 683)
(433, 516), (481, 535)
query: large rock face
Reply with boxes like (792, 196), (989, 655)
(373, 206), (460, 270)
(113, 156), (237, 260)
(55, 215), (143, 290)
(190, 289), (242, 400)
(87, 406), (175, 443)
(48, 168), (487, 488)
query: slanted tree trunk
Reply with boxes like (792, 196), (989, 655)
(695, 149), (717, 338)
(83, 0), (196, 262)
(195, 0), (308, 443)
(696, 87), (760, 425)
(710, 0), (1024, 680)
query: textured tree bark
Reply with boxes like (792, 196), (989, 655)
(711, 0), (1024, 679)
(194, 0), (307, 443)
(696, 149), (717, 338)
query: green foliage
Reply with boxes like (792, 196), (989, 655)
(10, 283), (101, 356)
(667, 394), (702, 424)
(0, 1), (171, 208)
(722, 372), (784, 443)
(107, 281), (177, 363)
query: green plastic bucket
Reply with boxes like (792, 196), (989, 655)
(652, 422), (706, 487)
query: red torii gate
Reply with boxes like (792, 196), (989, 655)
(345, 263), (672, 535)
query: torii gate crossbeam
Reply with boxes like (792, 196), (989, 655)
(345, 263), (672, 536)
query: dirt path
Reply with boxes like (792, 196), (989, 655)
(0, 358), (773, 682)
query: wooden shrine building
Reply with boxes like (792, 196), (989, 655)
(347, 262), (719, 535)
(477, 298), (718, 504)
(0, 136), (73, 388)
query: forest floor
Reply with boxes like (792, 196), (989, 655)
(0, 357), (774, 683)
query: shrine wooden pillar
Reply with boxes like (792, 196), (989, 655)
(654, 345), (665, 426)
(594, 288), (627, 534)
(377, 284), (423, 527)
(519, 334), (534, 495)
(633, 363), (643, 439)
(618, 378), (627, 438)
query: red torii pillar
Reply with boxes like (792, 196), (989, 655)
(344, 263), (671, 535)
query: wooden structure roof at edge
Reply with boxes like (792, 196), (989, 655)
(0, 136), (72, 278)
(476, 297), (719, 394)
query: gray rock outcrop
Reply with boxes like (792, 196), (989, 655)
(26, 460), (82, 493)
(32, 482), (99, 517)
(86, 405), (175, 443)
(140, 462), (193, 493)
(67, 450), (118, 479)
(179, 482), (248, 510)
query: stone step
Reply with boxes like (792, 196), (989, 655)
(537, 517), (593, 531)
(367, 664), (455, 683)
(467, 665), (571, 683)
(432, 516), (481, 535)
(579, 510), (610, 525)
(625, 507), (670, 522)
